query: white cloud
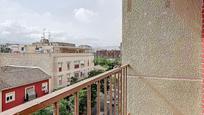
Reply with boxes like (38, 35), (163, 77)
(73, 8), (97, 23)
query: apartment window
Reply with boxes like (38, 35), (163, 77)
(42, 82), (48, 92)
(74, 72), (80, 78)
(87, 60), (89, 66)
(5, 91), (15, 103)
(58, 62), (63, 72)
(21, 47), (25, 51)
(25, 86), (36, 101)
(74, 61), (80, 69)
(80, 71), (85, 78)
(58, 75), (63, 85)
(67, 73), (71, 83)
(80, 60), (85, 68)
(67, 62), (71, 70)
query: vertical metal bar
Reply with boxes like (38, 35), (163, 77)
(74, 92), (79, 115)
(125, 66), (128, 115)
(110, 76), (113, 115)
(97, 81), (101, 115)
(87, 85), (92, 115)
(123, 68), (127, 115)
(117, 73), (120, 114)
(114, 74), (117, 115)
(54, 102), (59, 115)
(122, 68), (125, 115)
(119, 70), (122, 115)
(104, 78), (108, 115)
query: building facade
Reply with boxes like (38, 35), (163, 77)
(0, 53), (94, 91)
(96, 50), (121, 59)
(0, 66), (50, 112)
(122, 0), (201, 114)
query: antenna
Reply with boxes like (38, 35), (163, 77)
(42, 28), (46, 39)
(48, 32), (51, 41)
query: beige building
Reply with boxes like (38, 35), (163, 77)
(122, 0), (201, 115)
(0, 53), (94, 91)
(19, 39), (91, 54)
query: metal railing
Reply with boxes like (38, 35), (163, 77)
(1, 64), (128, 115)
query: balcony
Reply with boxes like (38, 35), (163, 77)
(0, 64), (128, 115)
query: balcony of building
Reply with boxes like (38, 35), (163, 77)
(1, 65), (128, 115)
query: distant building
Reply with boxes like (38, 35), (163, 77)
(96, 50), (121, 59)
(0, 66), (51, 112)
(79, 45), (94, 53)
(0, 53), (94, 91)
(17, 39), (92, 54)
(0, 43), (22, 53)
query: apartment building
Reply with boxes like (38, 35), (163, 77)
(0, 53), (94, 91)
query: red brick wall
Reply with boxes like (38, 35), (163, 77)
(1, 79), (49, 111)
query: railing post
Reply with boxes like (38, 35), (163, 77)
(123, 67), (127, 115)
(87, 85), (92, 115)
(125, 66), (128, 115)
(104, 78), (108, 115)
(119, 70), (122, 115)
(54, 101), (59, 115)
(97, 81), (101, 115)
(114, 74), (117, 115)
(74, 92), (79, 115)
(109, 76), (113, 115)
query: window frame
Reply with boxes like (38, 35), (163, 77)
(5, 91), (15, 103)
(42, 82), (48, 91)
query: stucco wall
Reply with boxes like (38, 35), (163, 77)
(123, 0), (201, 78)
(127, 76), (201, 115)
(122, 0), (202, 114)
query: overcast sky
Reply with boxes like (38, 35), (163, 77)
(0, 0), (122, 47)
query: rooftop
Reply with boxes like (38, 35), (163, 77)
(0, 66), (50, 91)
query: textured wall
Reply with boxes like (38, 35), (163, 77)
(122, 0), (202, 114)
(127, 76), (201, 115)
(123, 0), (201, 78)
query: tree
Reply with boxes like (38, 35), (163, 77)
(70, 76), (78, 85)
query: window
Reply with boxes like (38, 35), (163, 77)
(58, 62), (63, 72)
(67, 73), (71, 83)
(80, 60), (85, 68)
(74, 72), (80, 78)
(87, 60), (89, 66)
(5, 92), (15, 103)
(80, 71), (85, 78)
(21, 47), (24, 51)
(74, 61), (80, 69)
(42, 82), (48, 92)
(67, 62), (70, 70)
(58, 75), (63, 85)
(25, 86), (36, 101)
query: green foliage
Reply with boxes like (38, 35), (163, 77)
(59, 99), (70, 115)
(32, 106), (53, 115)
(88, 69), (105, 78)
(94, 57), (121, 70)
(70, 76), (78, 85)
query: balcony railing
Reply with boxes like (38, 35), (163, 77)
(1, 64), (128, 115)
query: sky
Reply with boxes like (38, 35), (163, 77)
(0, 0), (122, 47)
